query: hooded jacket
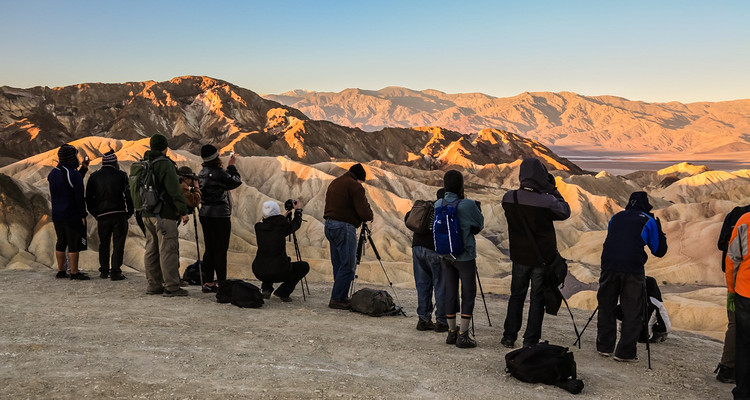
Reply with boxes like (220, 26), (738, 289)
(48, 164), (87, 222)
(252, 211), (302, 281)
(502, 158), (571, 267)
(323, 171), (374, 227)
(85, 165), (133, 219)
(198, 165), (242, 218)
(601, 192), (667, 274)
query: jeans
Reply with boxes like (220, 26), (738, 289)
(412, 246), (446, 323)
(325, 219), (357, 302)
(97, 214), (129, 274)
(596, 270), (644, 359)
(443, 258), (477, 317)
(735, 293), (750, 400)
(200, 216), (231, 284)
(503, 262), (546, 346)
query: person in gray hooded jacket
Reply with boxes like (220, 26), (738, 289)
(501, 158), (571, 348)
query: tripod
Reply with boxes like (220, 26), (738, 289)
(350, 223), (406, 316)
(573, 306), (598, 348)
(287, 213), (311, 301)
(193, 209), (205, 287)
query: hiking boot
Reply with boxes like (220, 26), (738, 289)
(613, 355), (639, 363)
(99, 271), (109, 279)
(522, 340), (538, 348)
(434, 321), (449, 333)
(500, 337), (515, 349)
(146, 288), (164, 295)
(55, 270), (68, 279)
(163, 288), (189, 297)
(446, 329), (458, 345)
(416, 318), (435, 331)
(456, 330), (477, 348)
(69, 272), (90, 280)
(179, 280), (190, 287)
(110, 272), (126, 281)
(715, 364), (736, 384)
(328, 299), (351, 310)
(262, 289), (273, 299)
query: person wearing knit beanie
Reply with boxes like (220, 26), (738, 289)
(101, 150), (118, 168)
(58, 144), (80, 168)
(150, 134), (169, 152)
(443, 169), (464, 195)
(262, 201), (281, 218)
(201, 145), (220, 164)
(348, 163), (366, 181)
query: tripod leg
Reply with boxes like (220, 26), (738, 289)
(574, 306), (599, 347)
(644, 283), (652, 369)
(366, 232), (406, 315)
(475, 268), (492, 326)
(561, 295), (582, 349)
(193, 210), (204, 287)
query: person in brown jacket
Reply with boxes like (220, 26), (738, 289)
(323, 163), (374, 309)
(178, 166), (202, 215)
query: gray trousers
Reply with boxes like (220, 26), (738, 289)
(722, 307), (736, 368)
(144, 217), (181, 292)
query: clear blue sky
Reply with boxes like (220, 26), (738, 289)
(1, 0), (748, 102)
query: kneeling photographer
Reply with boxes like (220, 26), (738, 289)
(252, 200), (310, 302)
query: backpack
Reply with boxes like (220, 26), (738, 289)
(433, 199), (464, 258)
(216, 279), (264, 308)
(505, 341), (584, 394)
(405, 200), (434, 234)
(129, 156), (168, 215)
(182, 261), (202, 285)
(350, 288), (403, 317)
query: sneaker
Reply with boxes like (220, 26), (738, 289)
(110, 272), (126, 281)
(262, 289), (272, 299)
(202, 283), (218, 293)
(715, 364), (736, 384)
(328, 299), (351, 310)
(446, 329), (458, 345)
(500, 337), (515, 349)
(416, 318), (435, 331)
(69, 272), (90, 280)
(613, 355), (639, 363)
(55, 271), (68, 279)
(456, 330), (477, 348)
(146, 288), (164, 295)
(598, 351), (613, 358)
(434, 321), (449, 333)
(163, 288), (189, 297)
(100, 271), (109, 279)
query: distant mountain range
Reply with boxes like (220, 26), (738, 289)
(0, 76), (580, 172)
(264, 87), (750, 156)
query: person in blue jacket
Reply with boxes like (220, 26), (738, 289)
(436, 170), (484, 348)
(596, 191), (667, 362)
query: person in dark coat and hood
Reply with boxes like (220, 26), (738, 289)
(501, 158), (571, 348)
(596, 191), (667, 362)
(252, 200), (310, 302)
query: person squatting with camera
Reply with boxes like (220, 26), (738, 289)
(252, 199), (310, 302)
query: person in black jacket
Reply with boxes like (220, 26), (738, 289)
(85, 150), (134, 280)
(597, 191), (667, 362)
(501, 158), (571, 348)
(252, 200), (310, 302)
(198, 145), (242, 292)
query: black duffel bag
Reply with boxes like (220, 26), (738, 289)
(216, 279), (264, 308)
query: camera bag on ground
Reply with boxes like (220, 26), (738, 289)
(215, 279), (264, 308)
(505, 341), (584, 394)
(405, 200), (434, 234)
(433, 199), (464, 258)
(350, 288), (403, 317)
(182, 261), (202, 285)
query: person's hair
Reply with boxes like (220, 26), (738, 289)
(202, 157), (222, 168)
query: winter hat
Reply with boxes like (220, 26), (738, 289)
(201, 144), (219, 163)
(57, 144), (79, 168)
(348, 163), (366, 181)
(150, 134), (168, 152)
(436, 188), (445, 200)
(262, 200), (281, 218)
(177, 166), (197, 180)
(443, 170), (464, 195)
(625, 191), (653, 213)
(101, 150), (118, 167)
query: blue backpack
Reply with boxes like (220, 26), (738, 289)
(433, 199), (464, 258)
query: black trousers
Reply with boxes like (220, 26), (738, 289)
(443, 259), (477, 317)
(503, 262), (546, 346)
(735, 293), (750, 400)
(261, 261), (310, 298)
(596, 270), (644, 359)
(200, 216), (231, 284)
(97, 214), (129, 274)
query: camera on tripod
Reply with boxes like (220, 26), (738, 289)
(284, 199), (298, 211)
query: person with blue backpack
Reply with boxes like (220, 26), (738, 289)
(433, 170), (484, 348)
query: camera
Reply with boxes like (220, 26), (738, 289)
(284, 199), (298, 211)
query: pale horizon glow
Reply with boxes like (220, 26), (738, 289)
(1, 0), (748, 103)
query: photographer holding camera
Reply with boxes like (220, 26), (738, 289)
(252, 200), (310, 302)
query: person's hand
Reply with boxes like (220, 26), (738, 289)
(81, 156), (90, 168)
(293, 200), (302, 210)
(181, 215), (189, 225)
(228, 153), (236, 166)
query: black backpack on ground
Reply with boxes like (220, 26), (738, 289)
(182, 261), (202, 285)
(216, 279), (264, 308)
(505, 341), (584, 394)
(350, 288), (403, 317)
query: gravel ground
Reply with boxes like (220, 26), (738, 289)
(0, 269), (732, 399)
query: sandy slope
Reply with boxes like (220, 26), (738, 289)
(0, 270), (731, 400)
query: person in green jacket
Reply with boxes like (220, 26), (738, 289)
(436, 170), (484, 348)
(137, 134), (189, 297)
